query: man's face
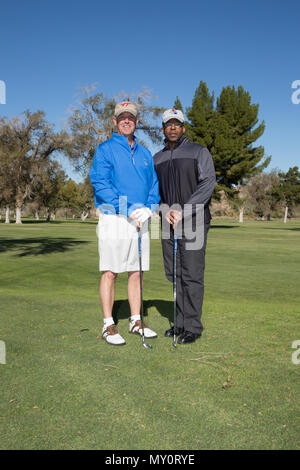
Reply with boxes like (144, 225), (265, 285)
(162, 119), (185, 143)
(113, 112), (138, 137)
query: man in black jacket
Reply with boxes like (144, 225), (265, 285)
(154, 108), (216, 344)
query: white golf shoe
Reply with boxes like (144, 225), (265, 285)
(129, 319), (157, 339)
(102, 324), (126, 346)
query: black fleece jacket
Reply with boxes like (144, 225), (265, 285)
(153, 136), (216, 222)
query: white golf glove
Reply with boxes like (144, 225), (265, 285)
(131, 207), (152, 224)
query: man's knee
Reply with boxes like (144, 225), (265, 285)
(102, 271), (118, 281)
(128, 271), (139, 278)
(128, 271), (140, 284)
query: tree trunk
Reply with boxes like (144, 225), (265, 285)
(81, 211), (89, 221)
(284, 206), (288, 223)
(50, 212), (56, 220)
(239, 207), (244, 223)
(5, 205), (10, 224)
(15, 190), (23, 224)
(15, 206), (22, 224)
(35, 211), (39, 220)
(45, 208), (50, 222)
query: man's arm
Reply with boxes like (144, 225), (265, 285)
(130, 154), (161, 226)
(145, 154), (161, 212)
(89, 145), (120, 214)
(186, 147), (216, 207)
(170, 147), (216, 226)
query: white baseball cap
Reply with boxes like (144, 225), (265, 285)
(162, 108), (184, 124)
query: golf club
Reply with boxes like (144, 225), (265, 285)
(173, 234), (178, 348)
(137, 227), (152, 349)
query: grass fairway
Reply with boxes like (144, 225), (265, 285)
(0, 218), (299, 450)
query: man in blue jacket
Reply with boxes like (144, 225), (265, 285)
(89, 101), (160, 346)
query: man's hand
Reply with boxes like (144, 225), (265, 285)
(129, 214), (142, 228)
(165, 210), (182, 229)
(130, 208), (152, 228)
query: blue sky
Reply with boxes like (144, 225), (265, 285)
(0, 0), (299, 181)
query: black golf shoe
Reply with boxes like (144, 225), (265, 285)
(177, 330), (201, 345)
(164, 326), (184, 337)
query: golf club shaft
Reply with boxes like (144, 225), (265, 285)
(137, 228), (144, 336)
(137, 227), (151, 348)
(173, 234), (178, 346)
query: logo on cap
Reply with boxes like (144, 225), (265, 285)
(162, 108), (184, 124)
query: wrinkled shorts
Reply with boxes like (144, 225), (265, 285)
(97, 213), (150, 273)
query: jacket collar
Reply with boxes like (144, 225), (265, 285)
(163, 135), (187, 151)
(111, 132), (137, 151)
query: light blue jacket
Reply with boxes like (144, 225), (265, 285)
(89, 133), (160, 215)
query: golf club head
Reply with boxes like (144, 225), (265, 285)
(142, 339), (152, 349)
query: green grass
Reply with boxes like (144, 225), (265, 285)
(0, 218), (299, 450)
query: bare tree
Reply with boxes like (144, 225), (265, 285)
(31, 160), (67, 221)
(0, 111), (68, 224)
(64, 85), (164, 175)
(240, 171), (281, 220)
(76, 177), (94, 221)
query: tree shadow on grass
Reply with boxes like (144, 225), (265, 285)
(0, 237), (90, 257)
(262, 227), (300, 232)
(8, 219), (97, 225)
(210, 225), (239, 229)
(112, 299), (173, 325)
(22, 220), (98, 225)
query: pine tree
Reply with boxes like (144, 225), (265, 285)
(185, 81), (215, 147)
(272, 166), (300, 221)
(173, 96), (184, 111)
(185, 81), (270, 195)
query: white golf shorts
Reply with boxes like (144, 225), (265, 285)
(97, 213), (150, 273)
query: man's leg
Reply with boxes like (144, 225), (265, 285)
(180, 223), (210, 335)
(127, 271), (157, 338)
(100, 270), (118, 318)
(161, 237), (184, 330)
(128, 271), (141, 315)
(100, 271), (126, 345)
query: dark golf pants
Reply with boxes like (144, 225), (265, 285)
(162, 224), (210, 335)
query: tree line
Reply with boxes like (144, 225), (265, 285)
(0, 83), (299, 223)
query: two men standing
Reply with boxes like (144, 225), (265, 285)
(89, 103), (216, 346)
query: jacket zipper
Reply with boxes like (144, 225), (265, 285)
(130, 145), (135, 165)
(169, 146), (182, 206)
(168, 148), (173, 170)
